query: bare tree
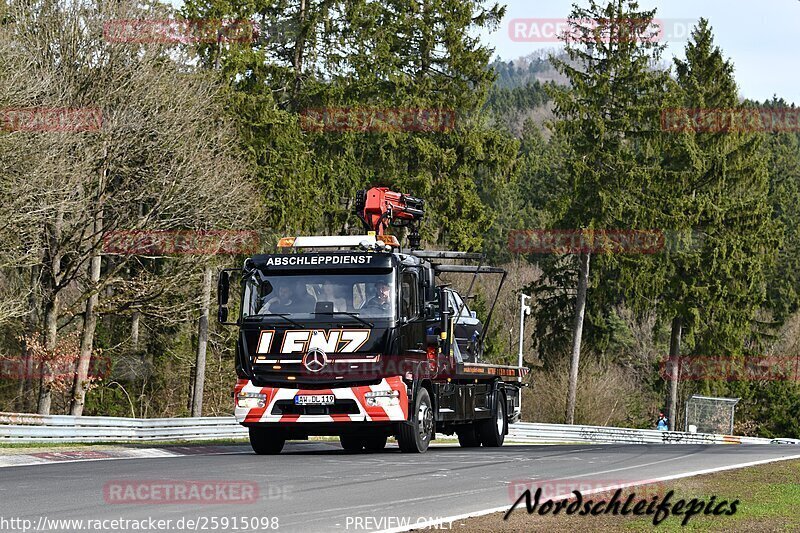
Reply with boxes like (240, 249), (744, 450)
(565, 251), (590, 425)
(191, 266), (213, 417)
(1, 0), (258, 415)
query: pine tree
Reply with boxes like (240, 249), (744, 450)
(183, 0), (519, 250)
(539, 0), (668, 424)
(653, 19), (779, 427)
(761, 98), (800, 321)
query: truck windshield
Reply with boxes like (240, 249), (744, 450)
(242, 273), (396, 321)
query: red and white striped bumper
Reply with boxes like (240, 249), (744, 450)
(234, 376), (409, 424)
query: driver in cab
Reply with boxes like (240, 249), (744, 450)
(361, 281), (392, 315)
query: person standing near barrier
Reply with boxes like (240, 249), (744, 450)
(657, 412), (669, 431)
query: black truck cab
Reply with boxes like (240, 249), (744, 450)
(218, 235), (527, 454)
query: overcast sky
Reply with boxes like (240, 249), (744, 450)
(480, 0), (799, 104)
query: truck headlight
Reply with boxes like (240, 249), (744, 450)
(237, 392), (266, 409)
(365, 390), (400, 407)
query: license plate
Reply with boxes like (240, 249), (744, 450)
(294, 394), (335, 406)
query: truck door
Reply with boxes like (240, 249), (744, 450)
(397, 269), (427, 359)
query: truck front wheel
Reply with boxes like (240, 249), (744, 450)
(477, 390), (506, 447)
(249, 427), (285, 455)
(397, 388), (434, 453)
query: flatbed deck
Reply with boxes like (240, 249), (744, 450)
(457, 362), (529, 380)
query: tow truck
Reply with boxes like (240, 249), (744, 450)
(217, 187), (529, 454)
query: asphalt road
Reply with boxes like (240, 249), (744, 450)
(1, 441), (799, 532)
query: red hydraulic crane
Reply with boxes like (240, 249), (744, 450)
(355, 187), (425, 249)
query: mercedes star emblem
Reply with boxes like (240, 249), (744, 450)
(303, 348), (328, 373)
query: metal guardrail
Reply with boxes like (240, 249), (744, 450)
(506, 422), (778, 445)
(0, 413), (789, 444)
(0, 412), (247, 443)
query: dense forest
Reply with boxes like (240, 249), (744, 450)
(1, 0), (799, 438)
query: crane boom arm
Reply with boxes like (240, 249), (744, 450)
(355, 187), (424, 248)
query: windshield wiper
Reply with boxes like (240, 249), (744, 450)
(320, 311), (374, 329)
(244, 313), (304, 329)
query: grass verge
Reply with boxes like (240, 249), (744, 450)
(450, 458), (800, 532)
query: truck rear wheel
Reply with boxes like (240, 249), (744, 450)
(456, 424), (481, 448)
(477, 390), (506, 447)
(249, 427), (285, 455)
(339, 435), (365, 452)
(397, 388), (433, 453)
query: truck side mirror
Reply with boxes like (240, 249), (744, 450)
(217, 270), (236, 325)
(218, 271), (230, 306)
(470, 310), (477, 319)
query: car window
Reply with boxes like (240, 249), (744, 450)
(447, 291), (458, 314)
(451, 291), (470, 318)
